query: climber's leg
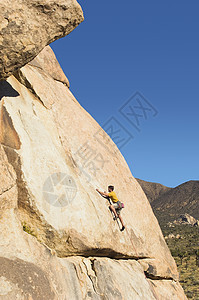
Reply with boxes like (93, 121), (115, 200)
(109, 205), (118, 218)
(118, 215), (125, 230)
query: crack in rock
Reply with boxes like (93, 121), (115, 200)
(0, 183), (16, 196)
(14, 70), (49, 109)
(82, 259), (104, 298)
(144, 271), (175, 281)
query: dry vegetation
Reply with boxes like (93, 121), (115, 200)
(161, 223), (199, 299)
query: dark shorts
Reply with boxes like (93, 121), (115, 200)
(113, 202), (122, 215)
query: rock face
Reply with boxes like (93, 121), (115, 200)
(0, 48), (187, 299)
(29, 45), (70, 87)
(0, 0), (84, 80)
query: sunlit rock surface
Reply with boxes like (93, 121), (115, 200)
(0, 48), (187, 299)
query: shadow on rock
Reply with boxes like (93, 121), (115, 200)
(0, 81), (19, 101)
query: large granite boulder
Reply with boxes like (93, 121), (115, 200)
(0, 0), (84, 80)
(0, 48), (187, 299)
(174, 213), (199, 226)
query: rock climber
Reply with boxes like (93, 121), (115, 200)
(96, 185), (125, 231)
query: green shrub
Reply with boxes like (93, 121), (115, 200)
(22, 222), (37, 238)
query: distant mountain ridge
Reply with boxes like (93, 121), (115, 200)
(136, 178), (171, 203)
(136, 179), (199, 223)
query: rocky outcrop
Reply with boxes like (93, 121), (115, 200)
(0, 48), (187, 299)
(0, 66), (177, 265)
(173, 213), (199, 226)
(0, 0), (84, 80)
(165, 234), (182, 240)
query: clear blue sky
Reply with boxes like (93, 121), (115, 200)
(51, 0), (199, 188)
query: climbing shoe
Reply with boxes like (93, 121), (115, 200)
(120, 226), (125, 232)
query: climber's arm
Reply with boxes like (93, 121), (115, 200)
(96, 189), (109, 197)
